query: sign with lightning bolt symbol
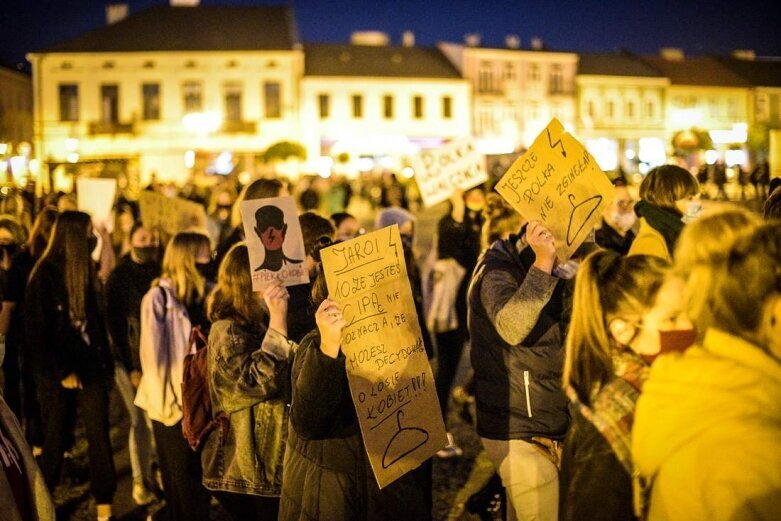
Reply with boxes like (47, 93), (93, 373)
(547, 127), (567, 158)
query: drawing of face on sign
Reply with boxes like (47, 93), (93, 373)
(240, 196), (309, 291)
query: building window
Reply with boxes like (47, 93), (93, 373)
(549, 64), (563, 94)
(528, 101), (540, 121)
(626, 101), (636, 119)
(318, 94), (330, 118)
(59, 84), (79, 121)
(442, 96), (453, 119)
(383, 95), (394, 119)
(264, 82), (281, 119)
(528, 63), (540, 82)
(587, 100), (596, 119)
(224, 83), (242, 121)
(645, 99), (655, 119)
(142, 83), (160, 120)
(727, 97), (738, 119)
(100, 84), (119, 123)
(709, 97), (719, 118)
(352, 94), (363, 118)
(756, 93), (770, 122)
(503, 63), (516, 81)
(413, 96), (424, 119)
(606, 100), (615, 120)
(183, 82), (202, 113)
(479, 62), (493, 93)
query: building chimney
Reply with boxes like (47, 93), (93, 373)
(350, 31), (390, 46)
(732, 49), (756, 61)
(660, 48), (684, 61)
(530, 37), (544, 51)
(170, 0), (200, 5)
(465, 33), (481, 47)
(402, 31), (415, 47)
(505, 35), (521, 49)
(105, 3), (128, 25)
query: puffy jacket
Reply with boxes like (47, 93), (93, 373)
(279, 331), (430, 521)
(201, 320), (294, 496)
(633, 328), (781, 520)
(468, 238), (571, 441)
(627, 218), (670, 262)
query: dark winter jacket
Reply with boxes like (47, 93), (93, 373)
(468, 237), (570, 441)
(437, 210), (483, 329)
(104, 254), (160, 372)
(595, 219), (635, 256)
(279, 330), (430, 521)
(201, 320), (294, 496)
(24, 260), (114, 384)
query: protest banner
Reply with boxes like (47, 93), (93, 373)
(240, 196), (308, 291)
(410, 139), (488, 207)
(495, 118), (615, 260)
(321, 225), (447, 489)
(77, 178), (116, 227)
(138, 191), (207, 238)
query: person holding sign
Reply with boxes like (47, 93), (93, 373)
(279, 251), (431, 521)
(468, 220), (596, 521)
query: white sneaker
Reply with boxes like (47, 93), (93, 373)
(132, 483), (156, 506)
(436, 432), (463, 459)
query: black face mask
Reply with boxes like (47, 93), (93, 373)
(195, 262), (211, 279)
(133, 246), (159, 265)
(0, 243), (19, 258)
(88, 235), (98, 253)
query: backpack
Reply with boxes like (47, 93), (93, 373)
(181, 324), (229, 451)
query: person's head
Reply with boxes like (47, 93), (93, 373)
(563, 251), (680, 405)
(207, 242), (265, 333)
(300, 212), (335, 277)
(129, 221), (160, 265)
(115, 204), (135, 235)
(769, 177), (781, 197)
(0, 216), (26, 269)
(710, 224), (781, 359)
(160, 231), (211, 306)
(639, 164), (699, 215)
(57, 194), (78, 212)
(481, 193), (523, 249)
(375, 207), (416, 253)
(464, 186), (487, 213)
(254, 206), (287, 253)
(27, 206), (59, 258)
(763, 189), (781, 220)
(208, 185), (237, 222)
(231, 178), (288, 228)
(38, 211), (95, 321)
(603, 182), (636, 233)
(331, 212), (360, 241)
(673, 208), (760, 337)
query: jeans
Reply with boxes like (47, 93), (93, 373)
(482, 438), (559, 521)
(115, 366), (155, 487)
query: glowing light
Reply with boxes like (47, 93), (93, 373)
(725, 149), (747, 167)
(315, 156), (334, 178)
(625, 149), (636, 160)
(184, 150), (195, 169)
(357, 157), (373, 171)
(585, 138), (618, 171)
(671, 109), (702, 127)
(476, 138), (515, 155)
(67, 152), (79, 164)
(0, 161), (7, 173)
(28, 159), (40, 175)
(378, 156), (394, 169)
(638, 138), (666, 167)
(709, 123), (748, 144)
(238, 171), (252, 185)
(331, 135), (418, 156)
(213, 151), (234, 175)
(65, 138), (79, 152)
(182, 112), (223, 135)
(705, 150), (719, 165)
(402, 166), (415, 179)
(0, 143), (8, 155)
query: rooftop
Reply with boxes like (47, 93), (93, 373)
(577, 52), (663, 77)
(641, 55), (751, 87)
(716, 57), (781, 87)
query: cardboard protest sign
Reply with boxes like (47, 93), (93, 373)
(138, 191), (207, 237)
(410, 139), (488, 207)
(77, 178), (116, 227)
(321, 225), (447, 489)
(495, 118), (615, 261)
(240, 196), (308, 291)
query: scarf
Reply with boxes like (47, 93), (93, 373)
(633, 200), (684, 254)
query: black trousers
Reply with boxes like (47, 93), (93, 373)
(22, 359), (44, 447)
(1, 340), (22, 415)
(152, 420), (211, 521)
(37, 377), (116, 504)
(435, 328), (466, 420)
(214, 491), (279, 520)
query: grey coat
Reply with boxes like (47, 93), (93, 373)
(201, 319), (295, 496)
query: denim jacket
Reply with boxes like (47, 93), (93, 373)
(201, 319), (295, 497)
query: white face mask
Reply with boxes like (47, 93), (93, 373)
(611, 211), (636, 233)
(553, 259), (580, 280)
(682, 201), (702, 223)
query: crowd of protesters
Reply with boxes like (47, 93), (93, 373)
(0, 164), (779, 521)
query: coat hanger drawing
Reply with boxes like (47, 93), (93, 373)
(566, 193), (602, 246)
(381, 410), (429, 469)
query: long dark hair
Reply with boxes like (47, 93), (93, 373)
(27, 206), (59, 258)
(34, 211), (95, 322)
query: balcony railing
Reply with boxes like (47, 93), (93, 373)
(221, 120), (257, 134)
(89, 121), (135, 135)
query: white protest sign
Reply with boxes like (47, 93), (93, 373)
(240, 196), (308, 291)
(77, 178), (116, 227)
(321, 225), (447, 489)
(495, 118), (615, 260)
(410, 139), (488, 207)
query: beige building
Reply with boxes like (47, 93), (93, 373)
(576, 53), (669, 174)
(0, 63), (33, 161)
(438, 39), (577, 153)
(28, 4), (303, 187)
(301, 36), (471, 172)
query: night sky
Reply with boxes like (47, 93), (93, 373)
(2, 0), (780, 70)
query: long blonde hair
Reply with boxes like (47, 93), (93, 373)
(673, 208), (760, 337)
(563, 251), (669, 405)
(158, 231), (211, 306)
(207, 242), (265, 333)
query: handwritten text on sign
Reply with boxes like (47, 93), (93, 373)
(411, 139), (489, 208)
(322, 225), (447, 489)
(495, 118), (615, 261)
(138, 191), (207, 238)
